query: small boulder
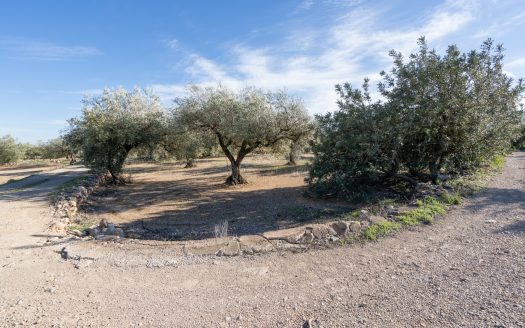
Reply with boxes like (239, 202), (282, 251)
(330, 221), (349, 235)
(301, 231), (315, 244)
(368, 215), (387, 225)
(348, 221), (362, 233)
(310, 225), (337, 239)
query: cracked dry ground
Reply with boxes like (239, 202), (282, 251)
(0, 154), (524, 327)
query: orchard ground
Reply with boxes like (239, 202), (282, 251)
(78, 155), (354, 241)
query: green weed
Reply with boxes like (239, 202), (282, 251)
(441, 192), (462, 205)
(398, 196), (446, 226)
(362, 221), (400, 240)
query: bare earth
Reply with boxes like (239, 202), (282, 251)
(81, 156), (349, 241)
(0, 154), (524, 327)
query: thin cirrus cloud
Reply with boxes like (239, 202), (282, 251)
(152, 0), (477, 113)
(0, 38), (102, 61)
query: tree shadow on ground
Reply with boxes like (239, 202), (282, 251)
(497, 220), (525, 235)
(0, 169), (46, 178)
(0, 168), (89, 204)
(85, 182), (353, 241)
(462, 187), (525, 218)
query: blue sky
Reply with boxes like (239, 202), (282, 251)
(1, 0), (525, 143)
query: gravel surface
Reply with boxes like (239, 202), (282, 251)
(0, 154), (524, 327)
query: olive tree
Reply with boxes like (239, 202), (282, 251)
(64, 88), (165, 183)
(175, 85), (312, 184)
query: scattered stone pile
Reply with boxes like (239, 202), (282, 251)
(69, 219), (125, 239)
(53, 173), (106, 219)
(202, 210), (401, 256)
(262, 210), (389, 245)
(49, 173), (106, 232)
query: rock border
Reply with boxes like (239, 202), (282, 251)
(49, 172), (106, 232)
(64, 209), (405, 258)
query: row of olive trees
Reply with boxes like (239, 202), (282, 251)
(308, 38), (525, 199)
(64, 86), (313, 184)
(0, 135), (74, 165)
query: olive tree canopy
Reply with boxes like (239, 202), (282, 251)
(64, 88), (165, 182)
(175, 85), (312, 184)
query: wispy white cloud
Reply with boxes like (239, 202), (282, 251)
(0, 39), (102, 61)
(154, 0), (476, 113)
(473, 10), (525, 38)
(164, 39), (180, 50)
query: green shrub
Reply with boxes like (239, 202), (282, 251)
(308, 38), (524, 198)
(362, 221), (400, 240)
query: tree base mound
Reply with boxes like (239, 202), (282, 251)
(225, 175), (248, 185)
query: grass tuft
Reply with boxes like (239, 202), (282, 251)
(398, 196), (446, 226)
(362, 221), (400, 240)
(441, 192), (462, 205)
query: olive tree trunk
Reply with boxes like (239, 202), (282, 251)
(226, 162), (247, 185)
(184, 158), (196, 168)
(217, 133), (253, 185)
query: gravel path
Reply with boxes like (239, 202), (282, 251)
(0, 154), (524, 327)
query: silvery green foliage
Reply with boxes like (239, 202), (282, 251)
(175, 85), (312, 184)
(162, 114), (215, 167)
(309, 38), (524, 199)
(65, 88), (165, 182)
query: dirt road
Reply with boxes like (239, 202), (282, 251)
(0, 155), (524, 327)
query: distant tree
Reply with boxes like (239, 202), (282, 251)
(162, 122), (213, 168)
(175, 85), (312, 184)
(39, 138), (69, 160)
(0, 135), (24, 164)
(23, 143), (44, 160)
(64, 88), (165, 183)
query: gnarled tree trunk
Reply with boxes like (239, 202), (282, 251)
(287, 149), (297, 166)
(226, 163), (247, 185)
(216, 133), (253, 185)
